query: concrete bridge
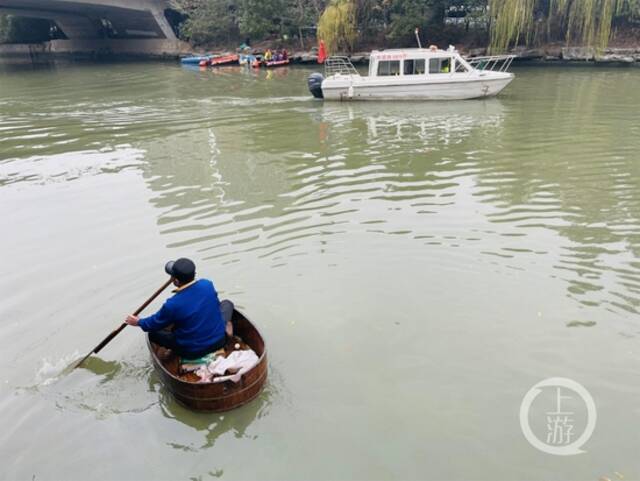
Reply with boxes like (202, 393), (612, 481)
(0, 0), (190, 57)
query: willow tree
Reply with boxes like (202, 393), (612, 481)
(317, 0), (357, 54)
(489, 0), (638, 52)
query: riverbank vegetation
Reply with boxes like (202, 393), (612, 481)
(1, 0), (640, 53)
(171, 0), (640, 52)
(489, 0), (640, 52)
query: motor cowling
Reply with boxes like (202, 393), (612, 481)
(308, 72), (324, 99)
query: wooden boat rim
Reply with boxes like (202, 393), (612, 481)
(168, 365), (268, 403)
(146, 308), (267, 387)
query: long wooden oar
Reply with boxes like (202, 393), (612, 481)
(72, 278), (173, 369)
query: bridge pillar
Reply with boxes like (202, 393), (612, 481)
(149, 3), (178, 40)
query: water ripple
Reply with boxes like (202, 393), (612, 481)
(2, 63), (640, 318)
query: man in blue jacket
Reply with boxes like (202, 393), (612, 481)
(125, 258), (233, 359)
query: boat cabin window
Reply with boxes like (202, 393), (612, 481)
(377, 60), (401, 76)
(403, 59), (426, 75)
(455, 61), (469, 73)
(429, 57), (451, 74)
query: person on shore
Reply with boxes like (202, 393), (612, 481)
(125, 258), (233, 359)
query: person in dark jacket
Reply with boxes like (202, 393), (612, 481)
(125, 258), (233, 359)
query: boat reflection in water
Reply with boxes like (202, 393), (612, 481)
(316, 98), (505, 148)
(265, 67), (291, 81)
(153, 371), (273, 450)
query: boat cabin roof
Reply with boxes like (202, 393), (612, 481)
(370, 46), (461, 59)
(366, 46), (472, 78)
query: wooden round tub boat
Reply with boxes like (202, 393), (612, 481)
(147, 309), (267, 412)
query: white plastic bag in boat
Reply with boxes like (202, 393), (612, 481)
(196, 349), (259, 383)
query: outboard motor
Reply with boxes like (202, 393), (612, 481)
(308, 72), (324, 99)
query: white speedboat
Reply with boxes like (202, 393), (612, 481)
(308, 46), (515, 101)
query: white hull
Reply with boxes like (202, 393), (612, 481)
(322, 74), (514, 101)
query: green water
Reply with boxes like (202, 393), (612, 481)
(1, 61), (639, 481)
